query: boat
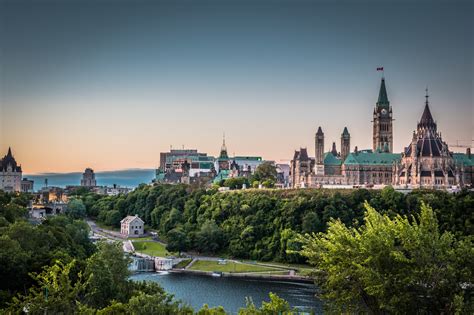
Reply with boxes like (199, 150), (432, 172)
(211, 271), (223, 277)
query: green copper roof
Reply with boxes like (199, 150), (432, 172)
(324, 152), (342, 166)
(213, 170), (230, 183)
(453, 153), (474, 167)
(344, 152), (401, 165)
(377, 78), (390, 107)
(233, 156), (262, 161)
(199, 162), (214, 169)
(342, 127), (349, 136)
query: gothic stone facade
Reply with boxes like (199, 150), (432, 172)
(0, 148), (22, 192)
(290, 78), (472, 189)
(393, 94), (467, 189)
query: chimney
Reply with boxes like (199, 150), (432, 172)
(467, 148), (471, 159)
(354, 146), (358, 155)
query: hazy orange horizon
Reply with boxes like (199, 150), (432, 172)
(1, 1), (472, 174)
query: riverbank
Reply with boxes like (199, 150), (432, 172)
(169, 268), (314, 283)
(88, 220), (314, 283)
(130, 272), (321, 313)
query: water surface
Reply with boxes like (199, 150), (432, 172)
(131, 272), (322, 314)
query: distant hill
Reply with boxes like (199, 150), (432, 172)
(24, 169), (156, 191)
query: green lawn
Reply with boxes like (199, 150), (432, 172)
(129, 236), (152, 241)
(132, 241), (172, 257)
(252, 261), (314, 275)
(189, 260), (284, 273)
(174, 259), (192, 269)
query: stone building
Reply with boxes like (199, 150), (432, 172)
(344, 150), (400, 185)
(21, 178), (35, 193)
(372, 78), (393, 153)
(0, 147), (22, 192)
(81, 168), (97, 187)
(341, 127), (351, 161)
(120, 215), (145, 237)
(290, 78), (472, 189)
(290, 148), (314, 188)
(314, 127), (325, 175)
(393, 91), (467, 188)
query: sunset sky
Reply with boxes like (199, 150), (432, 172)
(1, 0), (472, 174)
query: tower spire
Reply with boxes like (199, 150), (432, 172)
(377, 77), (389, 107)
(7, 147), (12, 157)
(419, 87), (436, 132)
(219, 132), (228, 159)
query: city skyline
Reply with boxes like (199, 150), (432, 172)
(1, 0), (472, 174)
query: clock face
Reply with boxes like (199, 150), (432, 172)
(381, 109), (387, 115)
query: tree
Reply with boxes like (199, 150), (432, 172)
(302, 211), (322, 234)
(298, 202), (474, 314)
(9, 260), (87, 314)
(67, 199), (87, 219)
(0, 236), (29, 296)
(252, 162), (277, 183)
(238, 292), (293, 314)
(166, 227), (188, 254)
(223, 177), (249, 190)
(279, 229), (302, 263)
(84, 241), (131, 308)
(195, 220), (224, 253)
(104, 210), (122, 227)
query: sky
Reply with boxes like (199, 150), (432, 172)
(1, 0), (472, 174)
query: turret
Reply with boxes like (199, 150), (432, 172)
(315, 127), (324, 164)
(331, 142), (338, 156)
(341, 127), (350, 161)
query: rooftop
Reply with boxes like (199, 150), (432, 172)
(344, 152), (401, 165)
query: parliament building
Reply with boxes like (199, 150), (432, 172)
(290, 78), (473, 189)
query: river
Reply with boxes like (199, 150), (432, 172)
(131, 272), (322, 314)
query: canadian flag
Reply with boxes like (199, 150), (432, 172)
(377, 67), (384, 71)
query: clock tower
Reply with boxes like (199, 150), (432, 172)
(372, 77), (393, 153)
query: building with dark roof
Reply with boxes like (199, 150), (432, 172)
(0, 147), (23, 192)
(393, 91), (466, 188)
(290, 148), (314, 188)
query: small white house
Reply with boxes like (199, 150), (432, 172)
(120, 215), (145, 237)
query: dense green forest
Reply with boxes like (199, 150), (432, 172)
(75, 184), (473, 262)
(0, 190), (295, 314)
(1, 187), (473, 313)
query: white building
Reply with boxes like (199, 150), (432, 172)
(0, 148), (22, 192)
(120, 215), (145, 237)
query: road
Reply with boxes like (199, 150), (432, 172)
(87, 220), (124, 241)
